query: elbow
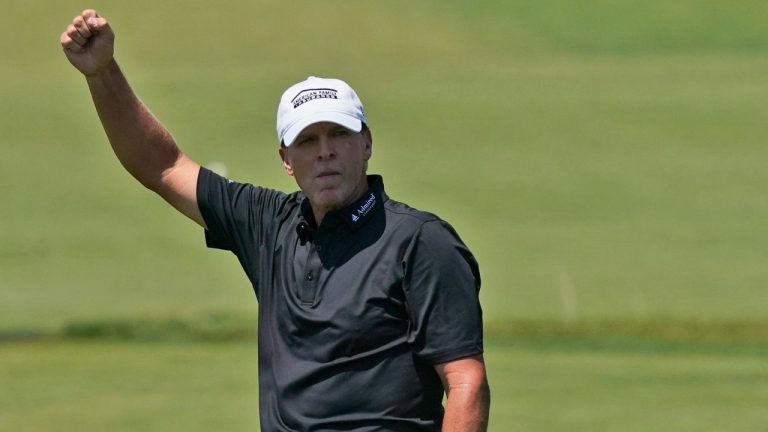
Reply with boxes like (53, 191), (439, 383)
(467, 374), (490, 411)
(128, 166), (165, 193)
(480, 375), (491, 410)
(135, 173), (163, 193)
(447, 372), (491, 410)
(128, 151), (184, 194)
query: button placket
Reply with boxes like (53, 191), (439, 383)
(298, 242), (322, 305)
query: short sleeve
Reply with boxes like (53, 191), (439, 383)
(196, 166), (288, 255)
(402, 219), (483, 365)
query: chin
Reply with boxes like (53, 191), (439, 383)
(312, 190), (344, 209)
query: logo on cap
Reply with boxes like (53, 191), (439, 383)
(292, 88), (339, 109)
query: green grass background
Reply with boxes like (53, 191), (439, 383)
(2, 0), (768, 430)
(3, 340), (766, 431)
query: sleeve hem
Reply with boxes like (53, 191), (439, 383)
(197, 166), (234, 251)
(418, 344), (484, 365)
(196, 166), (214, 229)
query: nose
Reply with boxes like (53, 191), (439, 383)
(317, 136), (336, 160)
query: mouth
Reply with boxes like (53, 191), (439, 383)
(316, 170), (341, 179)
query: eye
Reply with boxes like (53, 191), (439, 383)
(295, 136), (315, 146)
(332, 128), (350, 137)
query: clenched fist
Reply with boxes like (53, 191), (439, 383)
(60, 9), (115, 76)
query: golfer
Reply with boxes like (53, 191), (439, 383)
(61, 9), (489, 431)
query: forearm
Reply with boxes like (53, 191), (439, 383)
(442, 377), (490, 432)
(86, 59), (182, 191)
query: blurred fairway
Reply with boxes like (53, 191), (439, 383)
(2, 0), (768, 430)
(1, 338), (766, 431)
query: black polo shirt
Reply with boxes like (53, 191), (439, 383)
(197, 167), (483, 432)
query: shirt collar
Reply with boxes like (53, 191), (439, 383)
(297, 175), (387, 238)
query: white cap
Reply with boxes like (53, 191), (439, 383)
(276, 76), (367, 146)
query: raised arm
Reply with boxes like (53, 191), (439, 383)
(60, 9), (205, 227)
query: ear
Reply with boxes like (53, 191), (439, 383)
(362, 128), (373, 161)
(278, 146), (294, 176)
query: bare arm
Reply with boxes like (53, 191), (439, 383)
(60, 10), (205, 227)
(435, 354), (490, 432)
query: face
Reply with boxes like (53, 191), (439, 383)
(279, 122), (372, 221)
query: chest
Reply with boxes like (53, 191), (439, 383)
(259, 218), (413, 360)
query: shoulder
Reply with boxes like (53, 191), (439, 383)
(389, 197), (481, 290)
(383, 197), (460, 239)
(382, 197), (473, 268)
(197, 166), (303, 223)
(384, 197), (439, 227)
(200, 166), (297, 201)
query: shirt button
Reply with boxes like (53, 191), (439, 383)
(306, 273), (314, 281)
(316, 245), (323, 252)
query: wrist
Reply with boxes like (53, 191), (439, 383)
(84, 58), (119, 80)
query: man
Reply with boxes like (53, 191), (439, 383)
(61, 9), (489, 431)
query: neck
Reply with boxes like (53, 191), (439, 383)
(312, 207), (329, 226)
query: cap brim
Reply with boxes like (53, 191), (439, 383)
(282, 112), (362, 147)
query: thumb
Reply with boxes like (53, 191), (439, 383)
(81, 9), (113, 38)
(87, 16), (113, 38)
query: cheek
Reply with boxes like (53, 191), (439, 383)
(289, 156), (311, 175)
(294, 162), (318, 189)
